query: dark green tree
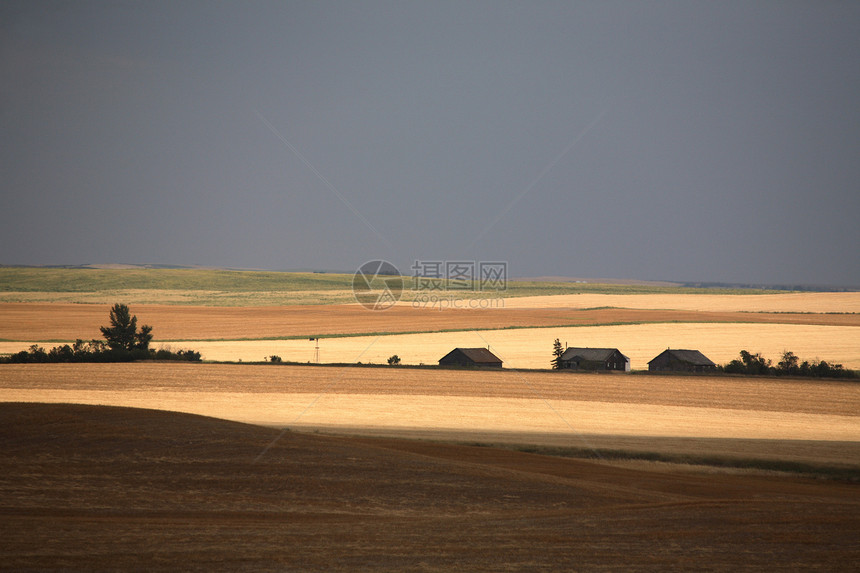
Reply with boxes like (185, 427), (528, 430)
(723, 350), (771, 375)
(551, 338), (565, 370)
(100, 303), (152, 351)
(135, 324), (153, 350)
(777, 351), (799, 375)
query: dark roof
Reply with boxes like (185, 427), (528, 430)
(441, 347), (502, 364)
(560, 347), (627, 362)
(648, 349), (715, 366)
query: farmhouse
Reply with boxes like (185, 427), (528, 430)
(648, 349), (716, 373)
(558, 347), (630, 372)
(438, 348), (503, 368)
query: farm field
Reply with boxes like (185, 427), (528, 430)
(2, 277), (858, 465)
(24, 321), (848, 370)
(3, 266), (858, 304)
(2, 272), (859, 570)
(3, 269), (858, 367)
(2, 302), (859, 369)
(2, 403), (858, 571)
(1, 301), (859, 342)
(2, 363), (858, 468)
(501, 291), (860, 313)
(2, 267), (766, 306)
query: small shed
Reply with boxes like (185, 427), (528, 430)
(648, 349), (716, 373)
(558, 347), (630, 372)
(438, 347), (503, 368)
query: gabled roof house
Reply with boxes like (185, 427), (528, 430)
(648, 349), (716, 372)
(439, 347), (503, 368)
(558, 347), (630, 371)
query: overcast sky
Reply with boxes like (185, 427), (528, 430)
(2, 1), (858, 285)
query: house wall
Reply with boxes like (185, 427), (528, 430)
(439, 351), (502, 368)
(440, 359), (502, 368)
(439, 354), (469, 367)
(606, 350), (629, 371)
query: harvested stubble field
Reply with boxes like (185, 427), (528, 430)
(1, 402), (859, 571)
(501, 291), (860, 313)
(145, 321), (860, 369)
(2, 363), (858, 468)
(2, 299), (859, 370)
(2, 278), (860, 569)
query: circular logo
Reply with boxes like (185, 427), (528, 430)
(352, 260), (403, 310)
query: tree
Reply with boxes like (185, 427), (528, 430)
(777, 351), (799, 375)
(100, 303), (153, 352)
(135, 324), (153, 350)
(739, 350), (772, 375)
(387, 354), (401, 366)
(721, 349), (855, 379)
(551, 338), (564, 370)
(723, 350), (772, 375)
(0, 307), (205, 364)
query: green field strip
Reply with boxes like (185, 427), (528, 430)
(0, 267), (787, 298)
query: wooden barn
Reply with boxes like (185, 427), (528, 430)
(438, 347), (503, 368)
(558, 347), (630, 372)
(648, 349), (716, 373)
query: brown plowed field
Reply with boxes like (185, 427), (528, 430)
(1, 302), (857, 341)
(1, 403), (858, 571)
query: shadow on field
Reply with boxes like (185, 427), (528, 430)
(1, 403), (858, 571)
(293, 425), (860, 479)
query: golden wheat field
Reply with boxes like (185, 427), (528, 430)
(2, 363), (858, 467)
(2, 290), (858, 466)
(500, 291), (860, 313)
(2, 292), (859, 370)
(77, 322), (856, 369)
(5, 288), (859, 312)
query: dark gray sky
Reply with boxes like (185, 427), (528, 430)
(2, 1), (859, 285)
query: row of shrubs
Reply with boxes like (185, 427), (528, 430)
(721, 350), (855, 379)
(2, 340), (201, 364)
(0, 303), (203, 364)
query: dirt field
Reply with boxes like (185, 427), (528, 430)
(2, 301), (858, 342)
(1, 403), (858, 571)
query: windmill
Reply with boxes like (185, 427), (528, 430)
(309, 337), (320, 363)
